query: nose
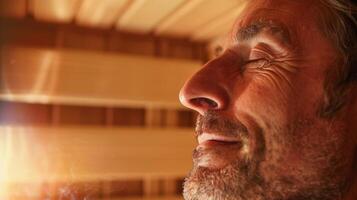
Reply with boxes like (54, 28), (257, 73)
(179, 59), (231, 115)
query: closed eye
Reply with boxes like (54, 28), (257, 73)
(243, 58), (271, 71)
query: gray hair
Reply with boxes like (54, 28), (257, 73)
(316, 0), (357, 118)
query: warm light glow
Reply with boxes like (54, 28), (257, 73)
(1, 46), (199, 107)
(0, 126), (75, 199)
(76, 0), (129, 28)
(155, 0), (244, 36)
(28, 51), (59, 102)
(191, 2), (247, 40)
(1, 49), (60, 103)
(32, 0), (80, 22)
(117, 0), (186, 33)
(0, 127), (44, 198)
(0, 126), (195, 199)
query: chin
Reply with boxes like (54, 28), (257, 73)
(183, 159), (264, 200)
(183, 119), (352, 200)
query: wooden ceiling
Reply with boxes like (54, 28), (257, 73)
(0, 0), (247, 41)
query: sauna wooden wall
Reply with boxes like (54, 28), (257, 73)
(0, 17), (206, 200)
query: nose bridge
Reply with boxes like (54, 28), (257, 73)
(179, 55), (237, 115)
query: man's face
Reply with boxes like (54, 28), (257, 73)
(179, 1), (355, 200)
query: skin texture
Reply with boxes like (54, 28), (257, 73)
(179, 0), (357, 200)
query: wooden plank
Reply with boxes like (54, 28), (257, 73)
(117, 0), (186, 33)
(177, 110), (196, 128)
(157, 38), (196, 60)
(0, 101), (52, 125)
(57, 105), (106, 125)
(165, 109), (179, 127)
(154, 0), (204, 35)
(51, 104), (61, 125)
(30, 0), (81, 23)
(145, 107), (164, 127)
(0, 19), (57, 47)
(144, 177), (161, 197)
(0, 18), (208, 60)
(0, 126), (195, 184)
(105, 179), (143, 197)
(113, 107), (145, 126)
(162, 178), (178, 195)
(192, 2), (247, 41)
(0, 46), (200, 108)
(155, 0), (242, 37)
(0, 0), (27, 18)
(105, 107), (115, 126)
(107, 31), (157, 56)
(76, 0), (129, 28)
(56, 26), (107, 50)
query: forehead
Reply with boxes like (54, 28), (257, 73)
(238, 0), (318, 23)
(230, 0), (321, 45)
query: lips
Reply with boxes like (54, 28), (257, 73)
(194, 132), (243, 169)
(198, 133), (241, 145)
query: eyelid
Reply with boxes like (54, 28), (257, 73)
(243, 57), (271, 71)
(251, 43), (276, 58)
(251, 32), (293, 58)
(246, 58), (270, 65)
(224, 48), (271, 72)
(250, 48), (273, 60)
(260, 38), (291, 56)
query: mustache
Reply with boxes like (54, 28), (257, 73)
(195, 111), (249, 138)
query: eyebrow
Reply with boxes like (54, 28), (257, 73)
(236, 20), (292, 45)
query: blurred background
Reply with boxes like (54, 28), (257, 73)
(0, 0), (247, 199)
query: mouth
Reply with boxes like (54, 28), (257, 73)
(194, 133), (244, 169)
(198, 133), (241, 146)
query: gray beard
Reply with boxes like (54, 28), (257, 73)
(183, 118), (351, 200)
(183, 158), (264, 200)
(183, 156), (346, 200)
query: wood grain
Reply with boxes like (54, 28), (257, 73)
(0, 126), (196, 184)
(0, 45), (200, 108)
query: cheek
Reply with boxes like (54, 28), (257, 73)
(231, 69), (296, 129)
(260, 119), (352, 185)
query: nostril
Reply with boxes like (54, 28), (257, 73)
(190, 98), (218, 110)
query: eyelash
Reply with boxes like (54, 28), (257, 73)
(242, 58), (271, 71)
(224, 48), (272, 72)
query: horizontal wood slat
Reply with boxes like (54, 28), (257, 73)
(0, 126), (195, 184)
(0, 46), (200, 108)
(76, 0), (129, 28)
(1, 0), (248, 41)
(0, 18), (207, 60)
(117, 0), (186, 33)
(0, 0), (27, 18)
(155, 0), (242, 37)
(30, 0), (81, 23)
(192, 2), (247, 40)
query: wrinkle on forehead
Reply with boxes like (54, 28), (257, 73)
(231, 0), (323, 42)
(238, 0), (323, 29)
